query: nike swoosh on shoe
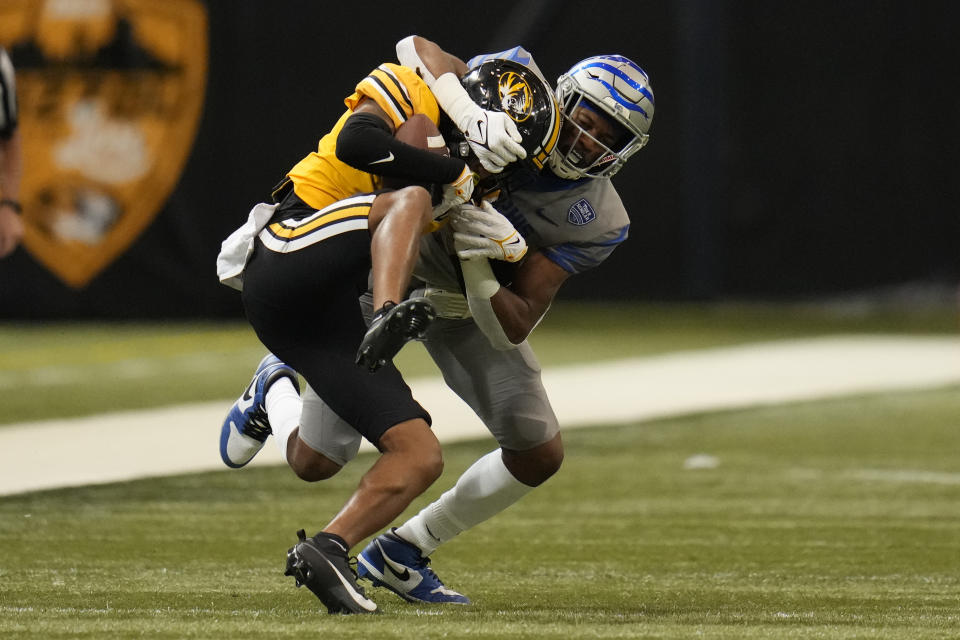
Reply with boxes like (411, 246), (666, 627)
(378, 541), (423, 591)
(237, 381), (256, 413)
(321, 555), (378, 612)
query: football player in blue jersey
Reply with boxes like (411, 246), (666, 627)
(351, 36), (656, 605)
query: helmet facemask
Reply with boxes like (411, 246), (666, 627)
(550, 92), (647, 179)
(548, 56), (654, 180)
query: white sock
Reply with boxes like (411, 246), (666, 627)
(265, 377), (301, 464)
(395, 449), (533, 555)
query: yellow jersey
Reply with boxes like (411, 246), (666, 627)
(286, 63), (441, 211)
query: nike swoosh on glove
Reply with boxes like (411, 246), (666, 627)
(463, 111), (526, 174)
(451, 201), (528, 263)
(430, 73), (526, 174)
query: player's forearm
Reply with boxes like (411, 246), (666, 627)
(336, 111), (464, 184)
(460, 257), (542, 346)
(396, 35), (468, 85)
(460, 257), (517, 348)
(490, 286), (545, 344)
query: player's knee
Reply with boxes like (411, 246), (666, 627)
(541, 444), (564, 475)
(378, 419), (444, 485)
(399, 436), (444, 485)
(418, 444), (445, 484)
(289, 453), (343, 482)
(393, 184), (431, 206)
(387, 186), (432, 226)
(528, 448), (563, 485)
(503, 435), (564, 487)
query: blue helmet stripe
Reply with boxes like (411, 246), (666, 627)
(570, 60), (655, 115)
(594, 55), (649, 80)
(573, 60), (654, 101)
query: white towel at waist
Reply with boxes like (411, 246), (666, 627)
(215, 202), (278, 291)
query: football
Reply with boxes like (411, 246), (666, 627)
(395, 113), (448, 154)
(381, 114), (449, 191)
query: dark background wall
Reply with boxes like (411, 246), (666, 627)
(1, 0), (957, 318)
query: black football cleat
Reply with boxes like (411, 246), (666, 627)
(355, 299), (436, 373)
(284, 529), (378, 615)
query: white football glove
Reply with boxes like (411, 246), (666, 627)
(441, 163), (476, 208)
(463, 111), (526, 173)
(432, 72), (526, 173)
(451, 201), (528, 263)
(430, 164), (476, 227)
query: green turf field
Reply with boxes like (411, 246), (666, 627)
(1, 385), (958, 638)
(1, 302), (956, 425)
(1, 303), (957, 637)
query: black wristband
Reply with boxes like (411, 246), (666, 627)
(0, 199), (21, 214)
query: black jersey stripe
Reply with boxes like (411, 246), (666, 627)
(366, 72), (409, 123)
(375, 65), (414, 114)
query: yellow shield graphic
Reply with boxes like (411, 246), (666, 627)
(0, 0), (207, 288)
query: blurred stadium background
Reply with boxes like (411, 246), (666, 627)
(0, 0), (956, 318)
(2, 3), (959, 636)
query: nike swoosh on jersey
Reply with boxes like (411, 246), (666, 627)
(370, 151), (395, 165)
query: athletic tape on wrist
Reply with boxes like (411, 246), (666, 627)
(460, 256), (500, 299)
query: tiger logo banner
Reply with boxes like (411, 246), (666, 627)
(0, 0), (207, 288)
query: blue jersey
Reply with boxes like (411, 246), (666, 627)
(414, 165), (629, 292)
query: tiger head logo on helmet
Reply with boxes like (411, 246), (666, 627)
(455, 59), (561, 172)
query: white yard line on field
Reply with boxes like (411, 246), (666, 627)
(1, 335), (958, 497)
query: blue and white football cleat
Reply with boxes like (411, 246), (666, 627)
(219, 354), (299, 468)
(356, 530), (470, 604)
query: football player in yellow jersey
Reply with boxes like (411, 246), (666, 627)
(286, 63), (464, 211)
(215, 60), (532, 614)
(226, 36), (654, 609)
